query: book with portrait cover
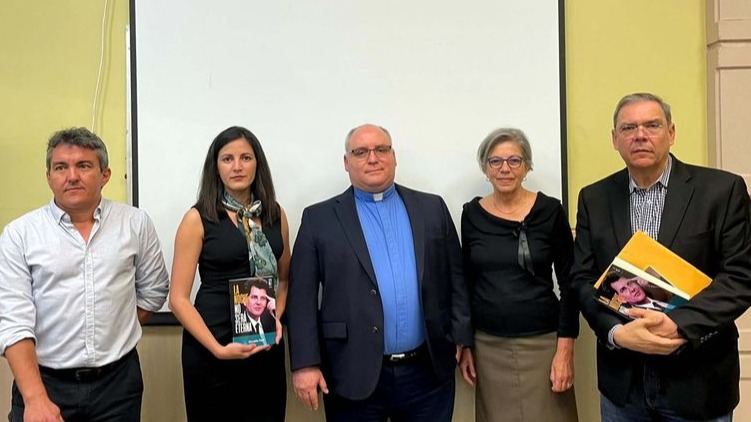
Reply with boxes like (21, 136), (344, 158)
(593, 231), (712, 318)
(229, 276), (277, 346)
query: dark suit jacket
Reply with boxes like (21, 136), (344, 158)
(571, 156), (751, 419)
(286, 184), (472, 400)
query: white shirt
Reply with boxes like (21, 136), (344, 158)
(0, 199), (169, 368)
(249, 318), (264, 334)
(633, 299), (670, 311)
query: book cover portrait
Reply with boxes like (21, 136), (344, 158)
(593, 231), (711, 319)
(229, 277), (277, 346)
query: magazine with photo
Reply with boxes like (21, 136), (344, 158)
(593, 231), (712, 319)
(229, 276), (277, 346)
(595, 259), (688, 318)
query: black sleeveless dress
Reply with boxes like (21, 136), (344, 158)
(181, 210), (286, 422)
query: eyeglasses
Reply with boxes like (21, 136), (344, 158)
(617, 121), (664, 136)
(487, 155), (524, 169)
(349, 145), (392, 160)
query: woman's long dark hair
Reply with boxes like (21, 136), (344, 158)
(194, 126), (280, 225)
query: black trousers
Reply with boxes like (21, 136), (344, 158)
(10, 349), (143, 422)
(182, 337), (287, 422)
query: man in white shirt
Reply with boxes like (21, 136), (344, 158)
(0, 127), (169, 422)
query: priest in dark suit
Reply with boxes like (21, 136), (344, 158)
(286, 124), (472, 422)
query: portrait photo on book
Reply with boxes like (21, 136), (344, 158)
(229, 277), (278, 346)
(595, 264), (686, 318)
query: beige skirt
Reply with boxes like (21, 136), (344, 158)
(474, 330), (578, 422)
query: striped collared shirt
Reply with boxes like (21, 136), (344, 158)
(608, 156), (674, 348)
(629, 155), (673, 238)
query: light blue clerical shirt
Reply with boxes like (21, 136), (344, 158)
(354, 185), (425, 354)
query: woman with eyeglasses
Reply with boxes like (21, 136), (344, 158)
(169, 126), (289, 421)
(458, 127), (579, 422)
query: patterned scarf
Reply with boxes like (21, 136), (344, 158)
(221, 191), (278, 290)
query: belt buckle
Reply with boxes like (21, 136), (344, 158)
(389, 353), (406, 362)
(74, 368), (101, 382)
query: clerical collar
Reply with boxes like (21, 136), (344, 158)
(353, 184), (396, 203)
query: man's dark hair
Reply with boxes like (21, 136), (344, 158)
(602, 270), (637, 297)
(248, 278), (272, 296)
(46, 127), (109, 171)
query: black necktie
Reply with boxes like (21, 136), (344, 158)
(652, 301), (666, 311)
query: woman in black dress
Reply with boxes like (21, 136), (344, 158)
(458, 127), (578, 422)
(169, 126), (289, 421)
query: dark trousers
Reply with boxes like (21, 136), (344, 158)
(182, 337), (287, 422)
(323, 351), (455, 422)
(10, 350), (143, 422)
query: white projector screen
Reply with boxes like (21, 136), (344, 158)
(129, 0), (567, 316)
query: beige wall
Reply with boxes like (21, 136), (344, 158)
(565, 1), (707, 219)
(0, 0), (129, 226)
(706, 0), (751, 419)
(0, 1), (708, 421)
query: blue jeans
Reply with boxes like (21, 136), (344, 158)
(601, 394), (732, 422)
(601, 363), (733, 422)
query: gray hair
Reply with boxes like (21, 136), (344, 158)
(46, 127), (109, 171)
(476, 127), (533, 172)
(344, 124), (392, 152)
(612, 92), (672, 127)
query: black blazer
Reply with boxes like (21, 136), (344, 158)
(571, 156), (751, 419)
(286, 185), (472, 400)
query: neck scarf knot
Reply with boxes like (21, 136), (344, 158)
(221, 191), (278, 290)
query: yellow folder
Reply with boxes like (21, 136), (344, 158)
(594, 231), (711, 298)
